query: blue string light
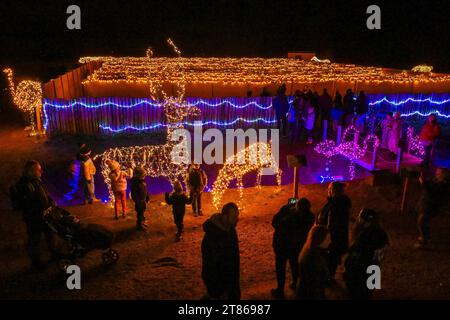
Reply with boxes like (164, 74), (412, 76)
(99, 117), (277, 133)
(369, 97), (450, 106)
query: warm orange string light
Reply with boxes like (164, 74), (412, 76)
(211, 142), (282, 210)
(79, 56), (450, 86)
(3, 68), (42, 133)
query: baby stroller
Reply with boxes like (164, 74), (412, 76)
(44, 206), (119, 272)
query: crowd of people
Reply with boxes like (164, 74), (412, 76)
(7, 94), (448, 299)
(273, 85), (443, 170)
(273, 84), (370, 144)
(10, 155), (449, 299)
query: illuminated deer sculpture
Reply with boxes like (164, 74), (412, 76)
(95, 40), (200, 203)
(211, 141), (282, 210)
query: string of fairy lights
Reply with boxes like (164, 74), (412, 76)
(3, 68), (43, 133)
(314, 125), (380, 180)
(211, 141), (282, 210)
(95, 41), (283, 208)
(79, 56), (450, 85)
(95, 39), (199, 204)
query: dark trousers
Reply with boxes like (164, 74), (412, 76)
(346, 277), (374, 300)
(290, 119), (302, 144)
(422, 144), (433, 167)
(135, 202), (146, 226)
(191, 192), (202, 214)
(328, 248), (344, 277)
(417, 211), (433, 243)
(173, 212), (185, 234)
(25, 221), (55, 266)
(275, 250), (299, 291)
(277, 115), (287, 136)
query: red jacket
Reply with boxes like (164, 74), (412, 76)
(419, 123), (441, 142)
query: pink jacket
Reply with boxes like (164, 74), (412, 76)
(109, 170), (128, 192)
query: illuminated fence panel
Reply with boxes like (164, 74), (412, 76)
(368, 93), (450, 118)
(42, 94), (450, 136)
(43, 97), (277, 136)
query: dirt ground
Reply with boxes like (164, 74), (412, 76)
(0, 108), (449, 300)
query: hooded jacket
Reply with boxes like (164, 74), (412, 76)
(201, 214), (240, 299)
(272, 204), (315, 255)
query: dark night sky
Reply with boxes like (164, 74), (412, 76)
(0, 0), (449, 80)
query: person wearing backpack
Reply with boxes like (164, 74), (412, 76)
(10, 160), (56, 270)
(186, 163), (207, 217)
(271, 198), (315, 299)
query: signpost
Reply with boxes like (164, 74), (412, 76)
(287, 154), (307, 199)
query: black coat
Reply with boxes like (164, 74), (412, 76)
(272, 205), (315, 255)
(272, 95), (290, 118)
(16, 177), (53, 224)
(130, 177), (149, 204)
(297, 247), (330, 300)
(165, 192), (191, 217)
(344, 225), (389, 285)
(343, 93), (355, 115)
(419, 180), (449, 216)
(318, 195), (352, 253)
(201, 218), (240, 299)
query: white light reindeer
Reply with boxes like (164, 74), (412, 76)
(95, 40), (200, 203)
(211, 142), (282, 210)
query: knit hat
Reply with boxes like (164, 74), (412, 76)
(79, 144), (92, 156)
(106, 159), (120, 171)
(133, 166), (146, 179)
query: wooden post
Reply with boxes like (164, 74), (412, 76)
(293, 166), (299, 198)
(322, 119), (328, 141)
(35, 103), (42, 132)
(395, 147), (403, 174)
(371, 145), (378, 171)
(400, 176), (409, 214)
(337, 126), (342, 145)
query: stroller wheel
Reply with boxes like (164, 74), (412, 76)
(102, 249), (119, 266)
(57, 258), (74, 273)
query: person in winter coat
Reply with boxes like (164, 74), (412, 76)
(271, 198), (315, 299)
(79, 145), (99, 204)
(331, 90), (344, 132)
(201, 202), (240, 300)
(380, 113), (393, 149)
(303, 102), (315, 144)
(272, 84), (290, 136)
(130, 167), (150, 231)
(318, 88), (333, 124)
(165, 181), (192, 241)
(355, 91), (368, 132)
(12, 160), (56, 270)
(415, 168), (450, 248)
(186, 163), (207, 216)
(106, 160), (131, 219)
(344, 208), (389, 300)
(290, 90), (303, 144)
(388, 112), (402, 157)
(63, 143), (87, 202)
(317, 181), (352, 279)
(296, 225), (331, 300)
(343, 89), (355, 127)
(419, 114), (442, 167)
